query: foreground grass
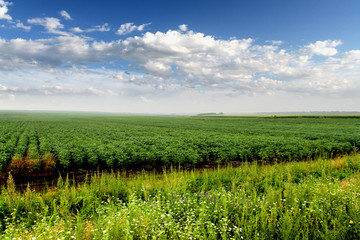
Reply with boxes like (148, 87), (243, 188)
(1, 155), (360, 239)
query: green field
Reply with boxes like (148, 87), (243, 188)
(0, 112), (360, 176)
(1, 112), (360, 239)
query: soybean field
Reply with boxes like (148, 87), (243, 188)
(0, 112), (360, 176)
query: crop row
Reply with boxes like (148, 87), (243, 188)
(0, 115), (359, 174)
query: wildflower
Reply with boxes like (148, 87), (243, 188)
(350, 220), (354, 224)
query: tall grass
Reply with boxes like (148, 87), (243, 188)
(1, 154), (360, 239)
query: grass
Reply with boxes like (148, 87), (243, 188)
(1, 154), (360, 239)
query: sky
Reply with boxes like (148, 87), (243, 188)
(0, 0), (360, 114)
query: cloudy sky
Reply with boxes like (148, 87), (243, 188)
(0, 0), (360, 113)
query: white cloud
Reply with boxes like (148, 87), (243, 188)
(0, 35), (103, 70)
(114, 72), (136, 83)
(0, 77), (117, 96)
(143, 60), (172, 77)
(59, 10), (72, 20)
(0, 2), (359, 112)
(71, 27), (83, 33)
(28, 17), (68, 35)
(0, 25), (359, 100)
(179, 24), (187, 31)
(306, 40), (342, 57)
(71, 23), (110, 33)
(0, 0), (11, 20)
(0, 2), (31, 31)
(14, 20), (31, 31)
(266, 40), (283, 45)
(0, 84), (115, 97)
(116, 22), (151, 35)
(341, 50), (360, 64)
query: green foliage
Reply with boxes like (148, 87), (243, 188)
(0, 155), (360, 238)
(0, 113), (359, 173)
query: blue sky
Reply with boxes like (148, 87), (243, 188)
(0, 0), (360, 113)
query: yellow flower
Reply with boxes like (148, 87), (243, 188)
(350, 220), (354, 224)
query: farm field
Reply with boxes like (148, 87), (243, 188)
(0, 112), (360, 239)
(0, 112), (360, 177)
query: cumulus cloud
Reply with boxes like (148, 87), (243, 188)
(0, 0), (12, 20)
(14, 20), (31, 31)
(179, 24), (187, 31)
(0, 2), (31, 31)
(0, 35), (102, 70)
(59, 10), (72, 20)
(28, 17), (68, 35)
(0, 25), (359, 97)
(114, 72), (137, 83)
(306, 40), (342, 56)
(70, 27), (82, 33)
(143, 60), (172, 77)
(71, 23), (110, 33)
(1, 2), (359, 112)
(116, 22), (151, 35)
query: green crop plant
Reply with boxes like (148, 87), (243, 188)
(0, 113), (359, 174)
